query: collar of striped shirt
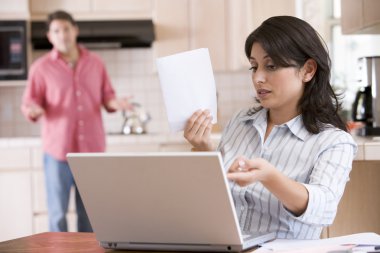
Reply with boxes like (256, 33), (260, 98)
(237, 108), (312, 141)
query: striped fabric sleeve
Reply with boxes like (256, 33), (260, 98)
(282, 132), (357, 226)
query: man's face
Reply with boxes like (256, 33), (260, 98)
(47, 19), (78, 54)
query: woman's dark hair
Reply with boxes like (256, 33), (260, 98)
(245, 16), (347, 133)
(46, 10), (77, 31)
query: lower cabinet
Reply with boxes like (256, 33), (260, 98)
(33, 213), (78, 234)
(327, 161), (380, 237)
(0, 171), (33, 242)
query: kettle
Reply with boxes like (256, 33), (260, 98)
(121, 102), (151, 135)
(352, 86), (373, 125)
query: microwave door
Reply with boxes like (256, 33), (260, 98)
(0, 21), (27, 80)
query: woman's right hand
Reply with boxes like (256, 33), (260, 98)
(184, 109), (214, 151)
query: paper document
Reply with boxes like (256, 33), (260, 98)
(259, 232), (380, 251)
(255, 245), (353, 253)
(156, 48), (217, 132)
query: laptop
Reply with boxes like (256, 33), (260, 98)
(67, 152), (276, 252)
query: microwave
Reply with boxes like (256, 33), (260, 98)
(0, 20), (27, 80)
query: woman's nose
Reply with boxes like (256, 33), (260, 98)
(252, 69), (265, 85)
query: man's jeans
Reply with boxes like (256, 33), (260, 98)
(43, 153), (92, 232)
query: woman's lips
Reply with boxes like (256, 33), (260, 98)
(257, 89), (271, 99)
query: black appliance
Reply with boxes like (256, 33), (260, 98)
(31, 20), (155, 50)
(352, 56), (380, 136)
(0, 20), (27, 80)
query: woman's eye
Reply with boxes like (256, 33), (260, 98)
(266, 65), (277, 71)
(249, 66), (257, 72)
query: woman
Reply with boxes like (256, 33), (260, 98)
(184, 16), (357, 239)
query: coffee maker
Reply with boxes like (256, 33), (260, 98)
(352, 56), (380, 136)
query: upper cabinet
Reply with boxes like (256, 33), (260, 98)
(341, 0), (380, 34)
(153, 0), (296, 71)
(29, 0), (153, 20)
(0, 0), (29, 20)
(153, 0), (228, 71)
(27, 0), (295, 71)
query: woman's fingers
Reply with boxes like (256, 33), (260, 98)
(184, 110), (203, 134)
(228, 156), (248, 173)
(196, 114), (213, 137)
(184, 109), (214, 151)
(227, 157), (257, 187)
(227, 157), (271, 186)
(184, 110), (210, 138)
(227, 170), (257, 187)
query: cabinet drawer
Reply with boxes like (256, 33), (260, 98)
(0, 147), (30, 169)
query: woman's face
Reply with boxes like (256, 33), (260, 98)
(249, 43), (305, 113)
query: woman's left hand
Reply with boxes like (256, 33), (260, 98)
(227, 156), (275, 187)
(228, 156), (309, 215)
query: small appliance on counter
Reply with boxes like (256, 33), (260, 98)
(121, 102), (151, 135)
(352, 56), (380, 136)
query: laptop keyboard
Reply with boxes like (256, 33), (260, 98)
(242, 233), (256, 241)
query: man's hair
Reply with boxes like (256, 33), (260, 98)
(46, 10), (76, 30)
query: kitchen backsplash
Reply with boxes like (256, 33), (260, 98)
(0, 48), (253, 137)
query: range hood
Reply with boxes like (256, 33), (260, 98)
(31, 20), (155, 49)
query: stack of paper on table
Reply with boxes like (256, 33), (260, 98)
(255, 232), (380, 253)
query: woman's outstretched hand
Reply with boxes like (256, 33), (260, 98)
(227, 156), (275, 187)
(227, 156), (308, 216)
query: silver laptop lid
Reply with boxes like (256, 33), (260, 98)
(67, 152), (273, 252)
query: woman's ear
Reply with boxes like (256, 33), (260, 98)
(302, 59), (317, 83)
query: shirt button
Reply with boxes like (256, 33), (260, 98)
(78, 120), (84, 126)
(76, 90), (81, 97)
(78, 135), (84, 141)
(77, 105), (83, 111)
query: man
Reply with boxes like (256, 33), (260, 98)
(21, 10), (130, 232)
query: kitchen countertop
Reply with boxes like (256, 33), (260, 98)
(0, 133), (379, 161)
(0, 132), (221, 148)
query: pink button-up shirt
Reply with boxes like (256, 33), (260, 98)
(22, 46), (116, 161)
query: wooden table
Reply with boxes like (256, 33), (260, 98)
(0, 232), (119, 253)
(0, 232), (259, 252)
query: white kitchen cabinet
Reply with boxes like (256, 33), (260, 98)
(153, 0), (228, 71)
(33, 213), (77, 234)
(189, 0), (227, 71)
(29, 0), (92, 19)
(153, 0), (190, 59)
(341, 0), (380, 34)
(0, 0), (29, 19)
(0, 147), (30, 169)
(154, 0), (296, 71)
(250, 0), (296, 28)
(225, 0), (296, 70)
(0, 171), (33, 242)
(29, 0), (153, 20)
(0, 146), (32, 241)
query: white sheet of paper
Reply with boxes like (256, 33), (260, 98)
(259, 232), (380, 251)
(156, 48), (217, 132)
